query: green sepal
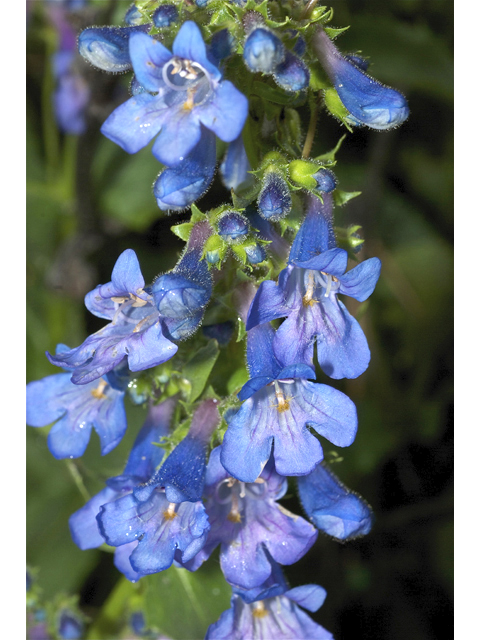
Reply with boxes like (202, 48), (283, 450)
(191, 203), (207, 223)
(231, 244), (247, 265)
(288, 159), (319, 189)
(324, 25), (350, 39)
(323, 88), (354, 131)
(334, 190), (362, 207)
(335, 224), (365, 256)
(314, 135), (346, 163)
(171, 222), (194, 242)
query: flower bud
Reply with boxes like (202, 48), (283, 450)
(257, 172), (292, 221)
(245, 243), (266, 265)
(58, 611), (83, 640)
(124, 4), (143, 26)
(210, 28), (236, 63)
(243, 28), (285, 74)
(152, 4), (178, 28)
(78, 25), (150, 72)
(313, 28), (409, 130)
(312, 167), (337, 193)
(273, 50), (310, 92)
(154, 128), (216, 212)
(217, 212), (250, 242)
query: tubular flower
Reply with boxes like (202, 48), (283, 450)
(69, 398), (177, 582)
(206, 583), (333, 640)
(101, 22), (249, 167)
(247, 193), (381, 379)
(47, 249), (178, 384)
(26, 352), (128, 459)
(313, 28), (409, 130)
(183, 447), (317, 590)
(220, 324), (357, 482)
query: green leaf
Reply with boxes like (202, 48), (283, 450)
(144, 564), (231, 640)
(251, 81), (293, 105)
(183, 340), (220, 402)
(324, 26), (350, 38)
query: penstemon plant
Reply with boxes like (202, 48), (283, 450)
(27, 0), (410, 638)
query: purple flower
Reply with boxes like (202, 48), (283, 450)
(134, 398), (221, 504)
(313, 28), (409, 130)
(26, 353), (128, 458)
(257, 172), (292, 221)
(183, 447), (317, 590)
(47, 249), (178, 384)
(297, 462), (373, 540)
(206, 584), (333, 640)
(220, 324), (357, 482)
(101, 22), (248, 167)
(97, 490), (209, 577)
(247, 193), (381, 379)
(69, 398), (177, 582)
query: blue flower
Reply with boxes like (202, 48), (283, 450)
(152, 5), (179, 28)
(297, 462), (373, 540)
(101, 22), (249, 167)
(246, 193), (381, 379)
(183, 447), (317, 590)
(78, 25), (151, 73)
(243, 27), (309, 92)
(219, 134), (253, 191)
(220, 324), (357, 482)
(133, 398), (221, 504)
(69, 398), (177, 581)
(153, 126), (216, 212)
(313, 28), (409, 130)
(124, 4), (143, 26)
(97, 490), (209, 577)
(206, 583), (333, 640)
(26, 352), (128, 458)
(47, 249), (179, 384)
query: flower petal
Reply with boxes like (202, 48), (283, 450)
(198, 80), (249, 142)
(129, 31), (172, 93)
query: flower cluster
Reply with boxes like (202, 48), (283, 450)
(27, 2), (410, 638)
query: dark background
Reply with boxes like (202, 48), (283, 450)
(27, 1), (453, 638)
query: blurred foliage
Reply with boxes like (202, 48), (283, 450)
(27, 1), (453, 639)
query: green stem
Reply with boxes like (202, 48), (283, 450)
(65, 459), (91, 503)
(302, 93), (320, 158)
